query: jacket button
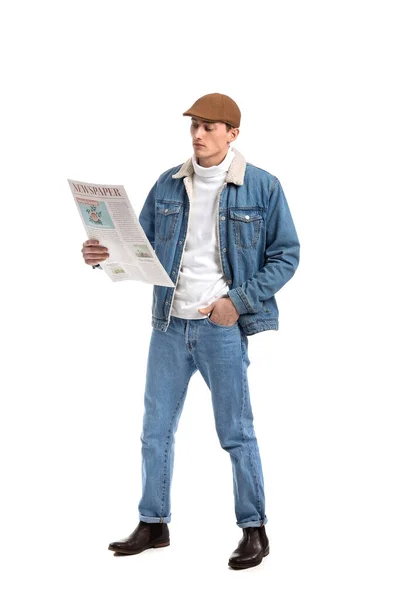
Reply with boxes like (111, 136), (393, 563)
(165, 209), (169, 213)
(172, 271), (175, 276)
(223, 247), (227, 252)
(179, 240), (183, 245)
(245, 215), (250, 220)
(221, 215), (225, 221)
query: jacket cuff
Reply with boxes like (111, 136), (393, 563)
(227, 287), (254, 315)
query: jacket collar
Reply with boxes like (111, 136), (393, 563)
(171, 145), (246, 186)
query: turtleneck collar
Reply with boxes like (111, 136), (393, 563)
(191, 145), (235, 178)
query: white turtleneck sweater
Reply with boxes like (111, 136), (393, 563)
(170, 145), (235, 320)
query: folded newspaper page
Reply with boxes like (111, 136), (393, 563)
(68, 179), (174, 286)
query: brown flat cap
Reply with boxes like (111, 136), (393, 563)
(183, 93), (241, 128)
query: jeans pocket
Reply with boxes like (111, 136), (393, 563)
(206, 316), (238, 329)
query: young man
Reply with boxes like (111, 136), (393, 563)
(81, 93), (300, 570)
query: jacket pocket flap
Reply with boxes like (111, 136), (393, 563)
(156, 201), (182, 215)
(229, 209), (263, 222)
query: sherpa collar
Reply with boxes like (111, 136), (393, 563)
(171, 145), (246, 186)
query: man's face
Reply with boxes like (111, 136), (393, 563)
(190, 117), (238, 165)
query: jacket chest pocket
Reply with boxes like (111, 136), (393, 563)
(229, 208), (263, 249)
(155, 200), (182, 241)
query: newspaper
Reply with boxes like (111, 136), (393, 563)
(68, 178), (174, 286)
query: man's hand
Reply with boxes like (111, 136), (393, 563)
(81, 239), (109, 265)
(198, 297), (240, 326)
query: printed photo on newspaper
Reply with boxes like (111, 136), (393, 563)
(68, 179), (174, 286)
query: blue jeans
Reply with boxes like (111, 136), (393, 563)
(138, 315), (268, 529)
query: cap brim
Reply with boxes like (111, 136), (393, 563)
(182, 112), (220, 123)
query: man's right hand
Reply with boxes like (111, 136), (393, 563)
(81, 239), (109, 265)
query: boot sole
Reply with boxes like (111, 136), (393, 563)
(228, 546), (269, 570)
(109, 539), (170, 555)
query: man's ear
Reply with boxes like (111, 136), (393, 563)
(231, 128), (239, 141)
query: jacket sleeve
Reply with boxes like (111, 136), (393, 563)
(227, 177), (300, 315)
(138, 179), (158, 251)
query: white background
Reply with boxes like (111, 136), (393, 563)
(1, 0), (399, 598)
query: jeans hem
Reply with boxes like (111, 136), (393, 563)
(139, 514), (171, 524)
(237, 516), (268, 528)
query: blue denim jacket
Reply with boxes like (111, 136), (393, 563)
(135, 146), (300, 336)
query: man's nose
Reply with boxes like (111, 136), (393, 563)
(194, 126), (205, 139)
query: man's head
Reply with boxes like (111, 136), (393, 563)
(183, 93), (241, 166)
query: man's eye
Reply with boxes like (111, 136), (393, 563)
(192, 124), (213, 131)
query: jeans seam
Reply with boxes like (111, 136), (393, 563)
(240, 335), (261, 517)
(160, 372), (193, 516)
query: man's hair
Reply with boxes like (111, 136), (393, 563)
(225, 123), (233, 131)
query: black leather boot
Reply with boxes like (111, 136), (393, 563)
(108, 521), (170, 555)
(228, 525), (269, 570)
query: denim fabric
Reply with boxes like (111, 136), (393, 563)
(138, 147), (300, 336)
(138, 315), (268, 529)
